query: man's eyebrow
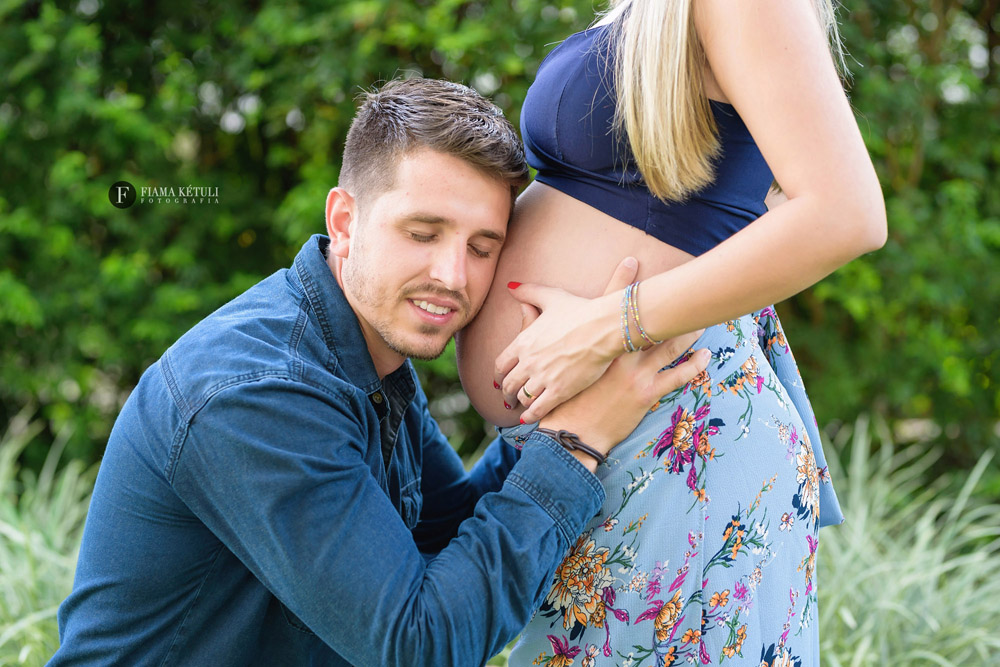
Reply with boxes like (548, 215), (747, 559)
(404, 213), (506, 243)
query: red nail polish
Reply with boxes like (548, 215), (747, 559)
(507, 281), (521, 290)
(493, 381), (500, 389)
(519, 416), (526, 425)
(504, 402), (512, 410)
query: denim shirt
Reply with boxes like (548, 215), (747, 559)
(52, 235), (605, 667)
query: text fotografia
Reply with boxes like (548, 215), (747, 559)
(140, 186), (220, 204)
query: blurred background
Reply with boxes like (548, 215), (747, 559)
(1, 0), (998, 664)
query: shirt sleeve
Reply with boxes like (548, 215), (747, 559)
(411, 385), (519, 554)
(170, 377), (603, 667)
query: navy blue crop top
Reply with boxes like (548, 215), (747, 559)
(521, 25), (774, 256)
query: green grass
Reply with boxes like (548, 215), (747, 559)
(818, 417), (1000, 665)
(1, 415), (997, 665)
(0, 409), (96, 666)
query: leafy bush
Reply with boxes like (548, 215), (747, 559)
(786, 0), (1000, 453)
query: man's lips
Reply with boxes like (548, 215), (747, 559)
(406, 293), (468, 325)
(410, 298), (455, 316)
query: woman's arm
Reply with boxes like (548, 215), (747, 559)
(495, 0), (886, 422)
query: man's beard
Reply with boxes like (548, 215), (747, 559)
(342, 257), (472, 361)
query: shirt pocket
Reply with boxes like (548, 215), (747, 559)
(399, 477), (423, 530)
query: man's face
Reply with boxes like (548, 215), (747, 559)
(328, 148), (511, 374)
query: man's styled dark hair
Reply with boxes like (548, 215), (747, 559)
(339, 78), (529, 207)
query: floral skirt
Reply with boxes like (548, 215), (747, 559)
(502, 308), (842, 667)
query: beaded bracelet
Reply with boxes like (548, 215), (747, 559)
(536, 427), (608, 465)
(619, 282), (637, 353)
(620, 281), (662, 352)
(628, 281), (662, 347)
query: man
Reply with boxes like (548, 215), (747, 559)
(53, 78), (706, 666)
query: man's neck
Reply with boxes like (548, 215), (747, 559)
(326, 253), (406, 381)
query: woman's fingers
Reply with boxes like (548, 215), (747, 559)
(500, 360), (530, 409)
(512, 305), (543, 408)
(506, 282), (563, 311)
(602, 256), (639, 296)
(648, 329), (704, 368)
(650, 349), (711, 403)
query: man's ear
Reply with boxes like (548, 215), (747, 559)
(325, 187), (356, 259)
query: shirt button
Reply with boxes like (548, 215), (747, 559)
(372, 392), (383, 404)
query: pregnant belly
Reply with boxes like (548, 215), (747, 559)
(456, 181), (695, 427)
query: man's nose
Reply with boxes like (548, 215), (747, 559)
(428, 240), (468, 292)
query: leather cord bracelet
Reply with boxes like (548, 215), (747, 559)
(535, 428), (608, 466)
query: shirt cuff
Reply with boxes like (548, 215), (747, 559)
(504, 431), (606, 545)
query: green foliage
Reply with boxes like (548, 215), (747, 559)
(783, 0), (1000, 452)
(0, 0), (594, 464)
(0, 409), (96, 665)
(0, 0), (997, 467)
(819, 417), (1000, 665)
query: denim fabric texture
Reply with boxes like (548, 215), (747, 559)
(52, 235), (605, 667)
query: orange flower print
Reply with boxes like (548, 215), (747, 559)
(792, 433), (820, 524)
(722, 516), (739, 540)
(662, 646), (678, 665)
(719, 355), (761, 395)
(672, 409), (696, 453)
(546, 534), (614, 630)
(709, 589), (730, 608)
(721, 624), (748, 658)
(695, 432), (716, 460)
(681, 628), (702, 644)
(636, 589), (685, 642)
(721, 516), (747, 562)
(655, 591), (684, 641)
(690, 369), (713, 397)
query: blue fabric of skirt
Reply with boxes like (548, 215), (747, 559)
(500, 307), (842, 667)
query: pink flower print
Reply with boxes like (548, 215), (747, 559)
(700, 639), (711, 664)
(546, 635), (581, 667)
(733, 581), (748, 601)
(687, 465), (698, 491)
(602, 587), (630, 623)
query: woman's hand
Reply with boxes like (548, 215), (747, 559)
(537, 332), (710, 473)
(495, 257), (703, 424)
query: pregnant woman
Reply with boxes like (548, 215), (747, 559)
(457, 0), (885, 665)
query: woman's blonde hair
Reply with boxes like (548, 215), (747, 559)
(599, 0), (845, 202)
